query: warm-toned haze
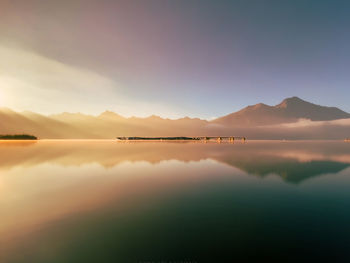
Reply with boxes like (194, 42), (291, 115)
(1, 97), (349, 139)
(1, 1), (350, 263)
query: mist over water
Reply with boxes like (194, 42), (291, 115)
(1, 140), (350, 262)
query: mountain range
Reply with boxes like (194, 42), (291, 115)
(214, 96), (350, 126)
(1, 97), (349, 139)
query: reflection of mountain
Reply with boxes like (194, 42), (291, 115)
(2, 145), (350, 263)
(220, 157), (350, 183)
(0, 141), (349, 183)
(1, 97), (350, 139)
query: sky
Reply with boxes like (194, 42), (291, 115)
(0, 0), (350, 119)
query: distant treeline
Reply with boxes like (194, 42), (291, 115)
(0, 134), (38, 140)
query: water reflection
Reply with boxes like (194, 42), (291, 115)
(0, 140), (349, 182)
(1, 140), (350, 262)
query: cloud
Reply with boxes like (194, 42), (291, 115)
(274, 118), (350, 128)
(0, 45), (185, 118)
(0, 45), (119, 113)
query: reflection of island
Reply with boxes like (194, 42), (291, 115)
(0, 140), (349, 183)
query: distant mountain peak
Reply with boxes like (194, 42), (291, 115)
(145, 115), (163, 120)
(0, 107), (16, 113)
(277, 96), (308, 108)
(276, 97), (312, 108)
(253, 103), (269, 108)
(213, 96), (350, 126)
(286, 96), (302, 101)
(98, 110), (123, 119)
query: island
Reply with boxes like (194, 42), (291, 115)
(116, 136), (246, 141)
(0, 134), (38, 140)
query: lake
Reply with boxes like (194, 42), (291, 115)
(1, 140), (350, 262)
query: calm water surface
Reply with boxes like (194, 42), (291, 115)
(1, 140), (350, 262)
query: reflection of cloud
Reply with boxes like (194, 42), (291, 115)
(277, 151), (350, 163)
(0, 158), (229, 251)
(1, 140), (349, 173)
(1, 140), (350, 253)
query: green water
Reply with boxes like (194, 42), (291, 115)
(1, 141), (350, 262)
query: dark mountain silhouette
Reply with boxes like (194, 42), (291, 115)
(213, 96), (350, 126)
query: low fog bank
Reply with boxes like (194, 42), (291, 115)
(208, 119), (350, 140)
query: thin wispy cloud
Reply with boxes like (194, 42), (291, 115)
(0, 45), (184, 118)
